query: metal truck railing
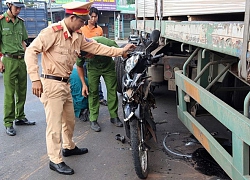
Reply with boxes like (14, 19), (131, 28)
(131, 0), (250, 179)
(174, 1), (250, 179)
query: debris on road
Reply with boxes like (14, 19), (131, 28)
(115, 134), (125, 143)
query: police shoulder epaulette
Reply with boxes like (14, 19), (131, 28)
(52, 25), (63, 32)
(0, 14), (4, 20)
(17, 16), (25, 21)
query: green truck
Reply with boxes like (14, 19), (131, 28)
(125, 0), (250, 179)
(0, 1), (48, 41)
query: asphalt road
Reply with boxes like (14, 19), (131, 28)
(0, 41), (225, 180)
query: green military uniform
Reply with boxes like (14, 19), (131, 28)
(76, 36), (119, 122)
(0, 12), (28, 127)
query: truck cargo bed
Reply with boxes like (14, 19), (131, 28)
(136, 0), (245, 18)
(131, 20), (249, 58)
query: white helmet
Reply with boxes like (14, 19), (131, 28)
(6, 0), (25, 8)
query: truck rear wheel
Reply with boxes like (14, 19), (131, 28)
(115, 44), (126, 93)
(115, 56), (125, 94)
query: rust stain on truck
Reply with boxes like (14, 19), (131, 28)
(192, 124), (210, 152)
(184, 80), (201, 104)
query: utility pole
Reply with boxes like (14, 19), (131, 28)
(49, 0), (53, 24)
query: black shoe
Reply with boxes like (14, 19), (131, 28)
(15, 118), (36, 126)
(6, 125), (16, 136)
(62, 146), (88, 157)
(79, 109), (89, 122)
(90, 121), (101, 132)
(49, 161), (74, 175)
(110, 117), (123, 127)
(99, 99), (108, 106)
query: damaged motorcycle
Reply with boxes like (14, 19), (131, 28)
(121, 29), (164, 179)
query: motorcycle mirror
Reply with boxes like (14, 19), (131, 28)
(150, 30), (160, 43)
(145, 30), (160, 53)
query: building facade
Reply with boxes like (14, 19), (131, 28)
(52, 0), (135, 39)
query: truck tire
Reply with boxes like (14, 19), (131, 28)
(115, 56), (125, 93)
(115, 44), (127, 93)
(130, 118), (149, 179)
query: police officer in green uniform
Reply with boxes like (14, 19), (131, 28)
(76, 36), (123, 132)
(0, 0), (35, 136)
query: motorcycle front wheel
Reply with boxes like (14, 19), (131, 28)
(130, 118), (149, 179)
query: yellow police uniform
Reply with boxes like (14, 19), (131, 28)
(25, 2), (126, 166)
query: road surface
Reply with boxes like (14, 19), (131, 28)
(0, 41), (227, 180)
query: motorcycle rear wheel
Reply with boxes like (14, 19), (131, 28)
(130, 118), (149, 179)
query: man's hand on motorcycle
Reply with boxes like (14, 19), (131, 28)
(124, 43), (136, 51)
(123, 44), (136, 58)
(32, 80), (43, 97)
(82, 84), (89, 97)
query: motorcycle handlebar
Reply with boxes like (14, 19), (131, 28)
(152, 53), (164, 60)
(123, 52), (164, 63)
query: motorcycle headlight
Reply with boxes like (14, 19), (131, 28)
(125, 55), (139, 73)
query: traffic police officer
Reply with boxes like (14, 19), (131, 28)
(76, 36), (123, 132)
(24, 1), (135, 175)
(0, 0), (35, 136)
